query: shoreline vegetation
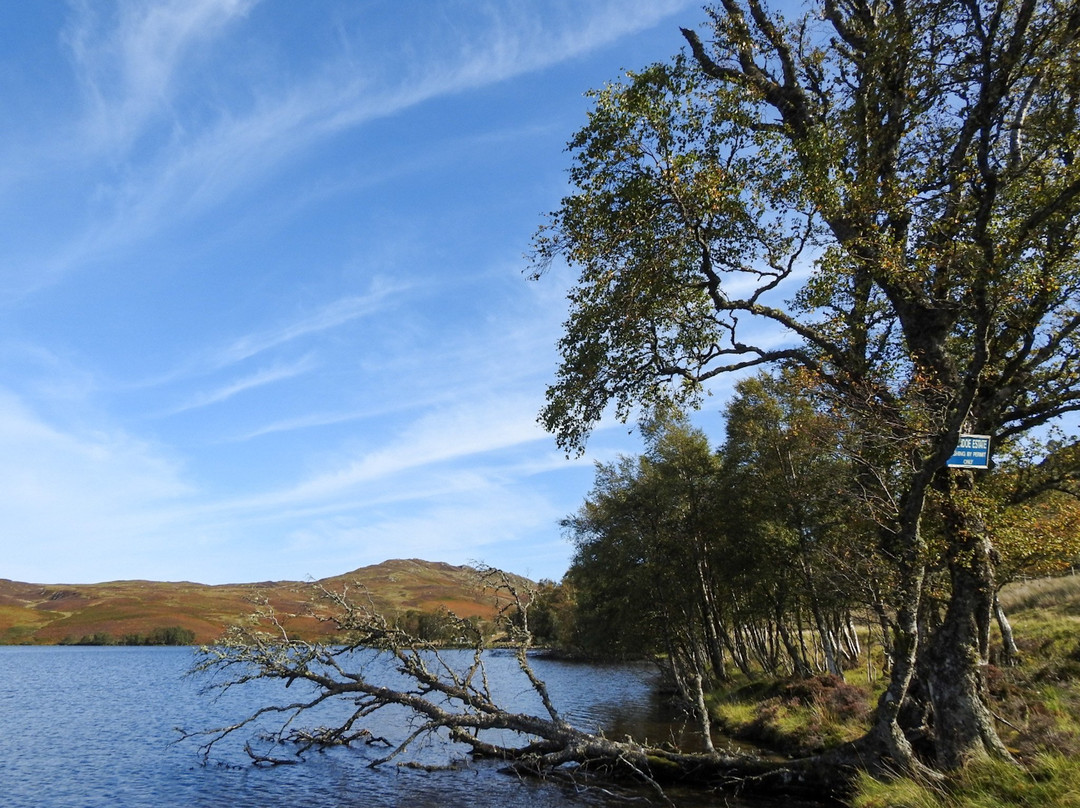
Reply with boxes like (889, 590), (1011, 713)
(703, 574), (1080, 807)
(56, 626), (196, 646)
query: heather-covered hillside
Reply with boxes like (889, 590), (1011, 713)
(0, 559), (522, 645)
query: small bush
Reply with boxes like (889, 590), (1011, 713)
(714, 675), (872, 756)
(780, 674), (872, 722)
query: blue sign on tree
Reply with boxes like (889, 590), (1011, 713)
(947, 434), (991, 469)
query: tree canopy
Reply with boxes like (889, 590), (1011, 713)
(565, 388), (875, 691)
(534, 0), (1080, 456)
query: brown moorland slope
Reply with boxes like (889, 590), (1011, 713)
(0, 559), (525, 645)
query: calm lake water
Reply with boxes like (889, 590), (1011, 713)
(0, 646), (789, 808)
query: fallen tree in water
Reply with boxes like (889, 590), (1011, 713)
(184, 571), (867, 803)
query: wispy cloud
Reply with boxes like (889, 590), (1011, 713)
(229, 409), (380, 442)
(229, 400), (432, 442)
(278, 484), (562, 577)
(429, 0), (693, 89)
(162, 354), (316, 416)
(127, 284), (405, 395)
(200, 393), (551, 516)
(24, 0), (693, 295)
(214, 287), (404, 367)
(0, 388), (195, 580)
(65, 0), (261, 153)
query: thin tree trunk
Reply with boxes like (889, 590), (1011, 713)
(777, 605), (812, 678)
(869, 581), (923, 771)
(799, 536), (844, 677)
(697, 558), (729, 680)
(868, 506), (931, 775)
(843, 613), (861, 661)
(994, 592), (1020, 667)
(693, 673), (716, 754)
(872, 599), (895, 675)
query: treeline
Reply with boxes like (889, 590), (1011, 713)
(394, 609), (485, 644)
(59, 626), (197, 646)
(536, 373), (1080, 707)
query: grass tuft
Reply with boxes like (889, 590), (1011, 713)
(850, 771), (946, 808)
(851, 753), (1080, 808)
(710, 675), (871, 755)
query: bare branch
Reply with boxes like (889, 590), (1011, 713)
(182, 575), (856, 800)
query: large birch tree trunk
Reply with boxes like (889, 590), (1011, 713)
(924, 472), (1014, 768)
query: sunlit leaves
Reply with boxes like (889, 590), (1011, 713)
(562, 414), (726, 657)
(532, 56), (809, 453)
(535, 0), (1080, 472)
(992, 493), (1080, 580)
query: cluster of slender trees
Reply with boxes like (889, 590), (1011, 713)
(559, 374), (1080, 705)
(563, 380), (871, 689)
(60, 626), (197, 646)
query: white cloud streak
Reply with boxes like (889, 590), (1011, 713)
(163, 354), (317, 416)
(65, 0), (261, 153)
(197, 394), (552, 517)
(214, 287), (404, 367)
(126, 284), (406, 395)
(28, 0), (694, 293)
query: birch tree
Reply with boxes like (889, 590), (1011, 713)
(532, 0), (1080, 773)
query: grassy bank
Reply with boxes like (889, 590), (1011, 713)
(850, 753), (1080, 808)
(707, 574), (1080, 807)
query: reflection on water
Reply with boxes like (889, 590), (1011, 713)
(536, 655), (705, 751)
(0, 646), (799, 808)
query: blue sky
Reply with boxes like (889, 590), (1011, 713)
(0, 0), (731, 585)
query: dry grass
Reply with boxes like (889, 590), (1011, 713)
(999, 574), (1080, 614)
(852, 753), (1080, 808)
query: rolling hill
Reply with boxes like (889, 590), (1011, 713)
(0, 559), (525, 645)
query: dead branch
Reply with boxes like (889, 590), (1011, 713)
(182, 572), (861, 801)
